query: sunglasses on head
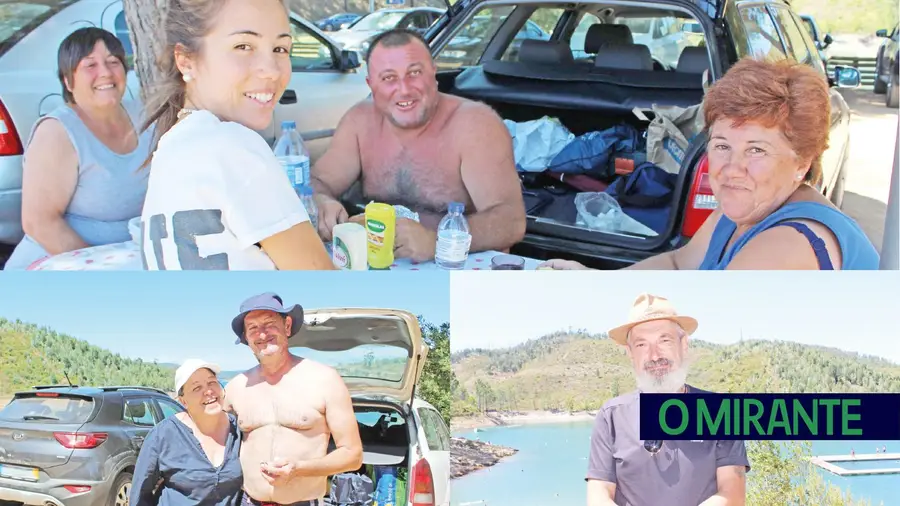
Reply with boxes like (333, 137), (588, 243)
(643, 440), (664, 455)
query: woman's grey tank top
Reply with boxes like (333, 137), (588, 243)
(4, 102), (153, 270)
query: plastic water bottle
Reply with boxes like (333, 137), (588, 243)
(273, 121), (310, 190)
(434, 202), (472, 270)
(297, 185), (318, 231)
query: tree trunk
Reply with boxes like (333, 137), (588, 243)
(123, 0), (169, 104)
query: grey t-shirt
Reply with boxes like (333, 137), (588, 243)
(586, 385), (750, 506)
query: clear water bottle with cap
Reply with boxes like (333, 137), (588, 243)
(297, 185), (318, 232)
(273, 120), (310, 190)
(434, 202), (472, 270)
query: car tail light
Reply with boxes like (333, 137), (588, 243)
(35, 392), (59, 397)
(409, 457), (435, 506)
(63, 485), (92, 494)
(0, 99), (23, 156)
(53, 432), (108, 449)
(681, 154), (716, 237)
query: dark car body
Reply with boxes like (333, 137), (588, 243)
(422, 0), (860, 269)
(0, 385), (183, 506)
(874, 23), (899, 107)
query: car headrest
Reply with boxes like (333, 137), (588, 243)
(677, 46), (710, 73)
(518, 39), (575, 64)
(126, 402), (146, 419)
(584, 24), (634, 53)
(594, 44), (653, 71)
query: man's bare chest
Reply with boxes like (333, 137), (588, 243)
(234, 381), (325, 432)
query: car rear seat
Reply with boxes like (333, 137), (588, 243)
(580, 24), (635, 62)
(594, 44), (654, 71)
(517, 39), (575, 64)
(676, 46), (710, 73)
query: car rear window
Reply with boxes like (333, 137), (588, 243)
(0, 395), (95, 423)
(0, 0), (74, 56)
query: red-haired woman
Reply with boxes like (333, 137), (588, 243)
(544, 58), (878, 271)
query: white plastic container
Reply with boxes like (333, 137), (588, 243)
(332, 222), (368, 270)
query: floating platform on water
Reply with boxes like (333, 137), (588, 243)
(809, 453), (900, 476)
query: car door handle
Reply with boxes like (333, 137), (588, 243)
(280, 90), (297, 105)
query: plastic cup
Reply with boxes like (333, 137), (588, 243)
(491, 254), (525, 270)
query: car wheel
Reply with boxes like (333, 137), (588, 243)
(108, 472), (132, 506)
(887, 68), (899, 108)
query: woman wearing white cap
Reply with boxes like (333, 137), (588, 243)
(131, 359), (244, 505)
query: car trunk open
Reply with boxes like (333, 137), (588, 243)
(438, 63), (709, 266)
(287, 309), (428, 505)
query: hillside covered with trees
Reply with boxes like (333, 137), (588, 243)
(0, 317), (452, 423)
(452, 331), (900, 416)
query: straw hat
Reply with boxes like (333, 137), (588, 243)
(608, 293), (698, 345)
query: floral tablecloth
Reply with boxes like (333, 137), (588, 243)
(28, 241), (542, 271)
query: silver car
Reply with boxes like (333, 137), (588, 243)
(0, 0), (371, 245)
(0, 385), (184, 506)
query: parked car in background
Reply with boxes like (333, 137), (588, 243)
(426, 0), (861, 269)
(289, 308), (450, 506)
(0, 385), (183, 506)
(317, 12), (362, 32)
(798, 14), (832, 64)
(437, 16), (549, 69)
(874, 23), (899, 107)
(330, 6), (444, 56)
(0, 0), (371, 246)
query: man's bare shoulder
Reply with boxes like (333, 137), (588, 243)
(446, 96), (507, 137)
(344, 99), (377, 123)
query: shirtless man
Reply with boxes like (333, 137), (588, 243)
(224, 292), (363, 505)
(311, 28), (526, 262)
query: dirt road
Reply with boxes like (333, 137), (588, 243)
(837, 89), (899, 253)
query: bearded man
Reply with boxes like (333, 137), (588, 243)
(586, 293), (750, 506)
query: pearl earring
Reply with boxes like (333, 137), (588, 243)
(796, 173), (804, 180)
(183, 73), (192, 82)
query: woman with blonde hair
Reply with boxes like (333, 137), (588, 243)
(139, 0), (334, 270)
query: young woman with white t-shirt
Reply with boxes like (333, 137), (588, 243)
(138, 0), (334, 270)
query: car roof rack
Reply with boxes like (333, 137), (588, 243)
(31, 384), (79, 390)
(100, 386), (171, 396)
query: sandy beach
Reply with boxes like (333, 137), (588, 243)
(451, 410), (596, 431)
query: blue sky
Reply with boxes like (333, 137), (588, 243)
(450, 271), (900, 364)
(0, 272), (449, 370)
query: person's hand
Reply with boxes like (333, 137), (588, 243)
(260, 458), (301, 486)
(314, 194), (348, 241)
(348, 213), (365, 226)
(537, 259), (591, 270)
(394, 218), (436, 262)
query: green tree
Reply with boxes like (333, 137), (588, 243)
(416, 320), (452, 424)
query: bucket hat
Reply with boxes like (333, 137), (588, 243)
(608, 293), (698, 345)
(231, 292), (304, 345)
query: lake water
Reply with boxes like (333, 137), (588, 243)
(451, 423), (899, 506)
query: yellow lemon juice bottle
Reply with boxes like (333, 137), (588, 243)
(365, 202), (395, 269)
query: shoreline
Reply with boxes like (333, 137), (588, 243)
(451, 410), (596, 431)
(451, 437), (518, 479)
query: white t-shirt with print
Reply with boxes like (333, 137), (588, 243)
(140, 110), (309, 270)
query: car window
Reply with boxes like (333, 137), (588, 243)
(402, 12), (431, 31)
(0, 1), (60, 55)
(156, 398), (183, 420)
(0, 395), (94, 423)
(616, 15), (706, 69)
(113, 11), (134, 67)
(769, 7), (811, 64)
(570, 13), (600, 58)
(500, 7), (562, 61)
(799, 17), (817, 43)
(434, 5), (516, 69)
(787, 12), (826, 73)
(737, 5), (787, 61)
(289, 21), (336, 71)
(352, 11), (406, 31)
(417, 407), (450, 451)
(123, 398), (156, 426)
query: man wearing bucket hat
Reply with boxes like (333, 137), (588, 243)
(223, 293), (363, 506)
(586, 293), (750, 506)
